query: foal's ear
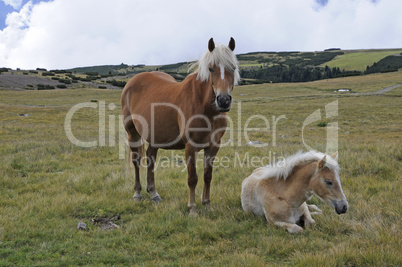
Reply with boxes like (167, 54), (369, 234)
(318, 155), (326, 169)
(228, 37), (235, 51)
(331, 151), (338, 160)
(208, 38), (215, 52)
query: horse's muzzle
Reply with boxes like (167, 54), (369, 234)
(334, 200), (348, 214)
(216, 94), (232, 112)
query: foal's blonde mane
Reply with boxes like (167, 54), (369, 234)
(192, 44), (240, 85)
(260, 151), (340, 180)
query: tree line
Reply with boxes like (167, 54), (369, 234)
(240, 64), (360, 83)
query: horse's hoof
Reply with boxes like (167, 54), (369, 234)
(151, 195), (163, 203)
(288, 225), (304, 234)
(133, 196), (142, 202)
(201, 200), (210, 206)
(189, 210), (198, 217)
(305, 219), (316, 227)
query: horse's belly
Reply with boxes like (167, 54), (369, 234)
(138, 122), (184, 148)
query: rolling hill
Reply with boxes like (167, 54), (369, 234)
(65, 48), (402, 84)
(1, 48), (401, 91)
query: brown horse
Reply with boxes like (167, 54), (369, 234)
(121, 38), (240, 215)
(241, 151), (348, 233)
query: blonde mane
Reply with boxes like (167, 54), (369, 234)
(192, 44), (240, 85)
(260, 151), (340, 180)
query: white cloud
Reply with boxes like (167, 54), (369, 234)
(0, 1), (32, 65)
(2, 0), (23, 9)
(0, 0), (401, 69)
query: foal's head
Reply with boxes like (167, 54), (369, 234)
(310, 153), (348, 214)
(196, 37), (240, 112)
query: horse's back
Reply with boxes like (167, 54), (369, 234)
(242, 167), (285, 215)
(123, 71), (177, 98)
(122, 71), (180, 112)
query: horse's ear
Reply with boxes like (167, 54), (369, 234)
(331, 151), (338, 160)
(208, 38), (215, 52)
(318, 155), (326, 169)
(228, 37), (235, 51)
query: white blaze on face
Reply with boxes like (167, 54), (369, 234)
(335, 171), (346, 199)
(220, 64), (225, 80)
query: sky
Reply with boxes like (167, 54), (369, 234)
(0, 0), (401, 70)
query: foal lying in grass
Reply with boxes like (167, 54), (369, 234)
(241, 151), (348, 233)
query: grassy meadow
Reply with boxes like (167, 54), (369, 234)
(0, 71), (401, 265)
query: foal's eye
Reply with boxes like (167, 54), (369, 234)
(209, 67), (214, 73)
(325, 180), (333, 186)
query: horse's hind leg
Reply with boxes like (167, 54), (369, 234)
(146, 145), (162, 202)
(124, 118), (143, 201)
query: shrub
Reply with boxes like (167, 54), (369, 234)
(42, 72), (56, 77)
(106, 79), (126, 88)
(317, 122), (328, 127)
(37, 84), (55, 90)
(0, 67), (9, 73)
(59, 79), (72, 84)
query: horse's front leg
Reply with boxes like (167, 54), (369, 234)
(185, 144), (199, 215)
(274, 221), (304, 233)
(202, 146), (219, 206)
(300, 202), (316, 227)
(146, 145), (162, 202)
(263, 196), (304, 233)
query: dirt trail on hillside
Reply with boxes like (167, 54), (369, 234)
(352, 84), (402, 95)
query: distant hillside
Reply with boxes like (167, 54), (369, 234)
(52, 48), (402, 84)
(321, 49), (402, 71)
(68, 63), (133, 75)
(237, 49), (402, 83)
(1, 48), (401, 91)
(364, 53), (402, 74)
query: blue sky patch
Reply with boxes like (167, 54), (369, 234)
(0, 0), (52, 30)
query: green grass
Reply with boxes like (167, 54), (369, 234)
(321, 49), (402, 71)
(0, 72), (401, 265)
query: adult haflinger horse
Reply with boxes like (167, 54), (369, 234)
(241, 151), (348, 233)
(121, 38), (240, 215)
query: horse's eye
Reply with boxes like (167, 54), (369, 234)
(325, 180), (333, 186)
(209, 67), (214, 73)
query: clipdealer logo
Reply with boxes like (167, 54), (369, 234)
(64, 100), (338, 165)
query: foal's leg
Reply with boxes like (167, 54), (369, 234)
(274, 221), (304, 234)
(300, 202), (316, 227)
(146, 145), (162, 202)
(185, 144), (199, 215)
(263, 196), (304, 233)
(308, 204), (322, 215)
(202, 146), (219, 206)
